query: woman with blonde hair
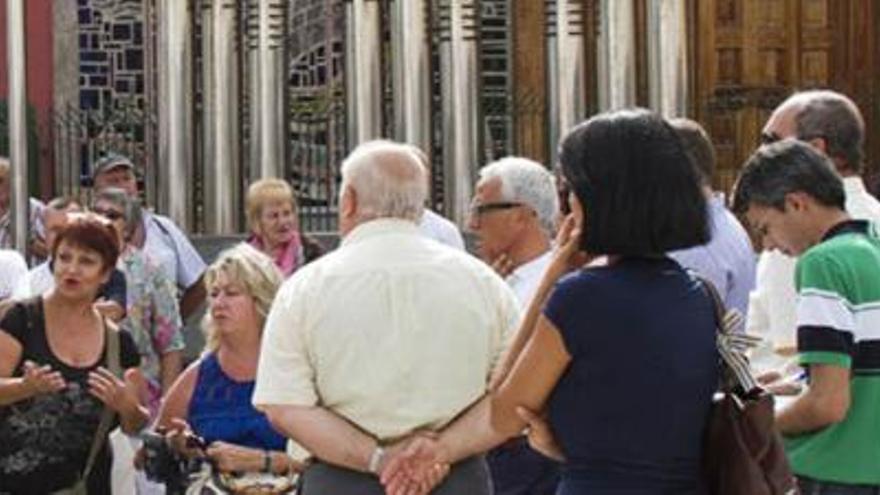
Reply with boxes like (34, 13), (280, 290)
(246, 178), (323, 277)
(155, 243), (302, 485)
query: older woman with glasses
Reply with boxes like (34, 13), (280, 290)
(0, 213), (147, 494)
(246, 178), (323, 278)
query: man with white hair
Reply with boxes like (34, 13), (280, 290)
(468, 157), (560, 494)
(253, 140), (521, 494)
(469, 157), (559, 308)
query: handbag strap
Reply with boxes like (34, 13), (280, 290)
(695, 275), (760, 393)
(79, 319), (121, 484)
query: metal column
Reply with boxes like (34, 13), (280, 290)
(438, 0), (480, 225)
(256, 0), (286, 178)
(553, 0), (588, 147)
(647, 0), (688, 117)
(597, 0), (636, 111)
(157, 0), (194, 230)
(6, 0), (29, 252)
(205, 0), (241, 234)
(391, 0), (431, 153)
(344, 0), (383, 146)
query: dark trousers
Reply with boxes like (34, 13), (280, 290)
(798, 476), (880, 495)
(299, 455), (491, 495)
(488, 437), (559, 495)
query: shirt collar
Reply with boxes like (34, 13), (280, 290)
(341, 218), (420, 247)
(821, 219), (869, 242)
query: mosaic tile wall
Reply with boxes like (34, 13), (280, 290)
(77, 0), (147, 113)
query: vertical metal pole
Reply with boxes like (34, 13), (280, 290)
(648, 0), (688, 117)
(439, 0), (480, 225)
(391, 0), (431, 153)
(344, 0), (382, 146)
(157, 0), (194, 230)
(597, 0), (636, 110)
(555, 0), (587, 143)
(7, 0), (29, 252)
(201, 0), (216, 203)
(205, 0), (241, 233)
(257, 0), (286, 178)
(247, 0), (261, 181)
(545, 1), (560, 163)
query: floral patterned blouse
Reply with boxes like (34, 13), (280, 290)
(119, 247), (185, 415)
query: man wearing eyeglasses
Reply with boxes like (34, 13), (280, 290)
(748, 90), (880, 380)
(468, 157), (560, 495)
(468, 157), (559, 309)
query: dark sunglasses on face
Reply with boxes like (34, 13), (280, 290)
(93, 208), (124, 221)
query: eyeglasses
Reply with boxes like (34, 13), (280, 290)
(469, 201), (523, 217)
(759, 131), (782, 145)
(92, 208), (124, 221)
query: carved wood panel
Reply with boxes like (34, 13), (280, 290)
(692, 0), (878, 194)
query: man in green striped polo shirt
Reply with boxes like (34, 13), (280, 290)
(733, 139), (880, 494)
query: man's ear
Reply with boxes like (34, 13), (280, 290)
(807, 136), (827, 155)
(784, 191), (812, 213)
(341, 186), (357, 219)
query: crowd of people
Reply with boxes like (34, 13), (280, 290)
(0, 87), (878, 495)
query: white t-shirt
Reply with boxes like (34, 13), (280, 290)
(0, 250), (28, 299)
(505, 250), (553, 309)
(13, 261), (53, 299)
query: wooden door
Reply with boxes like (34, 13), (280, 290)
(692, 0), (879, 194)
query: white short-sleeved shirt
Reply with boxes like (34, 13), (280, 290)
(13, 261), (53, 299)
(253, 219), (521, 443)
(142, 212), (206, 293)
(0, 250), (28, 299)
(418, 209), (466, 251)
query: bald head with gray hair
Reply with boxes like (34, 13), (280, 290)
(339, 140), (428, 231)
(776, 90), (865, 174)
(478, 157), (559, 236)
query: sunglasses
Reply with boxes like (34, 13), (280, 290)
(92, 208), (124, 221)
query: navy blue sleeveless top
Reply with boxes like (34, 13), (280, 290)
(544, 257), (717, 493)
(188, 353), (286, 451)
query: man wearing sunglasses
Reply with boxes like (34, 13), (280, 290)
(749, 90), (880, 379)
(468, 157), (560, 495)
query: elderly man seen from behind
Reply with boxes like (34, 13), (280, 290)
(252, 140), (521, 495)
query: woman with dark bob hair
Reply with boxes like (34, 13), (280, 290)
(0, 213), (148, 494)
(382, 109), (719, 495)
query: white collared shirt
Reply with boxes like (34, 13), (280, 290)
(505, 250), (552, 309)
(253, 218), (520, 443)
(748, 176), (880, 372)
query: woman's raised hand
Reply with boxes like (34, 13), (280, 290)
(87, 367), (141, 415)
(22, 360), (66, 396)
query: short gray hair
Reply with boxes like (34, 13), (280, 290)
(91, 187), (143, 240)
(786, 90), (865, 174)
(340, 140), (428, 222)
(479, 157), (559, 236)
